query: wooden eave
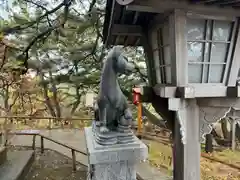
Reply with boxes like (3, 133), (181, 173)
(103, 0), (240, 47)
(102, 0), (157, 46)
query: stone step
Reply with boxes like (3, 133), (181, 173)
(0, 150), (34, 180)
(0, 146), (7, 166)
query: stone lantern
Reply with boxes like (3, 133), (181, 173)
(102, 1), (240, 180)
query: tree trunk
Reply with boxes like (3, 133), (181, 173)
(236, 123), (240, 142)
(211, 128), (231, 146)
(49, 71), (61, 120)
(71, 85), (81, 115)
(39, 72), (56, 118)
(3, 85), (9, 146)
(221, 118), (231, 140)
(205, 134), (213, 153)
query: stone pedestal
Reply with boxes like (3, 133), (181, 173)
(84, 127), (148, 180)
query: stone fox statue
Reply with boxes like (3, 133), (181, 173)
(96, 46), (136, 133)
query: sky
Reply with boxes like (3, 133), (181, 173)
(0, 0), (13, 19)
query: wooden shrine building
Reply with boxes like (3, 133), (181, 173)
(103, 0), (240, 180)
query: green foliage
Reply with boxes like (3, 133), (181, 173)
(12, 13), (30, 24)
(0, 0), (149, 119)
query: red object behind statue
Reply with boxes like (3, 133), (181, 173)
(133, 87), (141, 105)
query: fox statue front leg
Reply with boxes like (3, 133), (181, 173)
(98, 106), (109, 133)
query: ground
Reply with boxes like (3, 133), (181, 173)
(148, 140), (240, 180)
(10, 146), (87, 180)
(2, 120), (240, 180)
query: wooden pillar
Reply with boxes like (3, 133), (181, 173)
(137, 102), (142, 134)
(40, 136), (44, 154)
(141, 29), (156, 86)
(32, 134), (36, 150)
(173, 99), (201, 180)
(71, 149), (76, 172)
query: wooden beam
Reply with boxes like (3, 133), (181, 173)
(112, 24), (143, 36)
(148, 13), (170, 32)
(153, 84), (240, 98)
(197, 97), (240, 107)
(216, 0), (240, 6)
(223, 18), (238, 84)
(140, 31), (156, 86)
(117, 8), (127, 45)
(153, 85), (177, 98)
(126, 0), (240, 16)
(169, 9), (187, 86)
(227, 86), (240, 97)
(105, 0), (116, 47)
(227, 19), (240, 86)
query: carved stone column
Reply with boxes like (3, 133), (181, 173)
(171, 98), (240, 180)
(171, 99), (201, 180)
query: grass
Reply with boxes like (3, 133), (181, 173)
(148, 141), (173, 176)
(147, 140), (240, 180)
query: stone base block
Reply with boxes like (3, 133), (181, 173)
(0, 146), (7, 166)
(84, 127), (148, 180)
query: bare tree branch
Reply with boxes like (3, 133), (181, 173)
(88, 0), (97, 13)
(21, 0), (72, 63)
(9, 92), (19, 110)
(24, 0), (48, 11)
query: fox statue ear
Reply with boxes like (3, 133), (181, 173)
(112, 46), (124, 60)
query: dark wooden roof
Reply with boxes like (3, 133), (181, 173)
(197, 0), (240, 7)
(103, 0), (240, 46)
(102, 0), (156, 46)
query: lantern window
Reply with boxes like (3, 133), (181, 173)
(152, 20), (171, 84)
(187, 17), (236, 84)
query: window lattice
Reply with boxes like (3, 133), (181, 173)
(152, 21), (171, 84)
(187, 18), (235, 84)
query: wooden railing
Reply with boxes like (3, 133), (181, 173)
(0, 116), (92, 146)
(10, 131), (88, 171)
(0, 116), (92, 130)
(0, 116), (92, 120)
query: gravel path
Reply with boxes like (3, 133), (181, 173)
(10, 147), (87, 180)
